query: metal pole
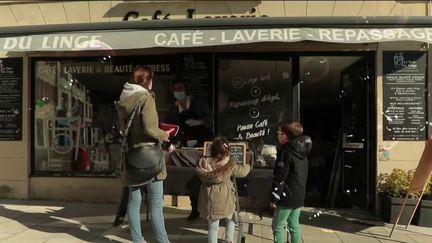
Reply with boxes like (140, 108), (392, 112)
(233, 178), (244, 243)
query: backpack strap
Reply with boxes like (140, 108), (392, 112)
(119, 100), (143, 173)
(123, 102), (141, 146)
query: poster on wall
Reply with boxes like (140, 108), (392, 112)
(0, 57), (23, 141)
(383, 51), (427, 141)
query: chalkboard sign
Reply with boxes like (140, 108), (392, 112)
(217, 56), (292, 145)
(203, 141), (247, 165)
(228, 142), (247, 165)
(383, 51), (427, 141)
(203, 141), (212, 157)
(0, 58), (23, 141)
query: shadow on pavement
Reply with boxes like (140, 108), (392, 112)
(299, 209), (432, 243)
(300, 210), (384, 233)
(0, 200), (212, 242)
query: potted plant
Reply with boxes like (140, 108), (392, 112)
(378, 168), (420, 224)
(415, 176), (432, 227)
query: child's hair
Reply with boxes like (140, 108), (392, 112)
(279, 121), (303, 139)
(210, 137), (229, 158)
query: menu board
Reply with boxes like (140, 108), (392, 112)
(383, 51), (427, 141)
(203, 141), (247, 165)
(0, 58), (23, 141)
(218, 57), (292, 145)
(228, 142), (247, 165)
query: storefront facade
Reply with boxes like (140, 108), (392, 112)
(0, 1), (431, 212)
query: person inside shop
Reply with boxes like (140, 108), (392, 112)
(164, 79), (214, 148)
(270, 121), (312, 243)
(196, 136), (250, 243)
(116, 65), (172, 243)
(164, 79), (214, 221)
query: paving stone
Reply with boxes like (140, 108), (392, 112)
(1, 228), (53, 243)
(0, 232), (14, 240)
(335, 230), (380, 243)
(0, 220), (29, 235)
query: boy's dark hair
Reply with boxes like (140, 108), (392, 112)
(210, 137), (229, 158)
(130, 65), (154, 84)
(279, 121), (303, 139)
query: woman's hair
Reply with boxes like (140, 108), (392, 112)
(130, 65), (154, 85)
(279, 121), (303, 139)
(210, 137), (229, 159)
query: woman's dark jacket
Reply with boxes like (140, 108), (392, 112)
(164, 96), (213, 146)
(270, 135), (312, 208)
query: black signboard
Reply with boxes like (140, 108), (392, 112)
(383, 51), (427, 141)
(0, 58), (23, 141)
(217, 57), (292, 145)
(228, 142), (247, 165)
(203, 141), (247, 165)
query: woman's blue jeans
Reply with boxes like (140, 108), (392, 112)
(128, 180), (169, 243)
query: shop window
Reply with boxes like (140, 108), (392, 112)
(217, 55), (292, 169)
(32, 56), (185, 176)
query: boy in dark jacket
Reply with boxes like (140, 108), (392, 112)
(270, 121), (312, 243)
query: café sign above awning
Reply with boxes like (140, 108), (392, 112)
(1, 17), (432, 51)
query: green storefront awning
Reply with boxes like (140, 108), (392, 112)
(1, 17), (432, 52)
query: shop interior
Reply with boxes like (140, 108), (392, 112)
(300, 54), (375, 209)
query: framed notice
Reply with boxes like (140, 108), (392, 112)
(383, 51), (427, 141)
(228, 142), (247, 165)
(203, 141), (212, 157)
(203, 141), (247, 165)
(0, 58), (23, 141)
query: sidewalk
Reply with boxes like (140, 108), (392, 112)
(0, 199), (431, 243)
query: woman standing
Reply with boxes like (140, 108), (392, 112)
(117, 65), (172, 243)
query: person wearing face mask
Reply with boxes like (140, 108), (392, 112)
(164, 79), (214, 221)
(165, 79), (214, 148)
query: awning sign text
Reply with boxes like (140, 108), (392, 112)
(1, 27), (432, 52)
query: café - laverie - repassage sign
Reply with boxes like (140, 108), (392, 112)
(1, 28), (432, 52)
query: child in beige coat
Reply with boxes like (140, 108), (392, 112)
(196, 137), (250, 243)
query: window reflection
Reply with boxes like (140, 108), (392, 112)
(33, 57), (177, 175)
